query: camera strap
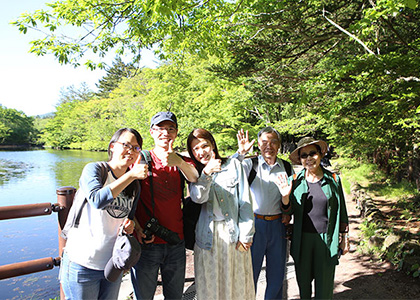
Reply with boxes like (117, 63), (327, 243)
(138, 150), (187, 218)
(139, 150), (155, 218)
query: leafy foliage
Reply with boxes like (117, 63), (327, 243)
(10, 0), (420, 186)
(217, 0), (420, 182)
(0, 105), (38, 145)
(12, 0), (236, 68)
(58, 82), (96, 105)
(96, 57), (138, 98)
(39, 56), (256, 152)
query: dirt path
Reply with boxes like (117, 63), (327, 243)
(120, 184), (420, 300)
(282, 190), (420, 299)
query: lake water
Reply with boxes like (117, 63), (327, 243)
(0, 149), (108, 300)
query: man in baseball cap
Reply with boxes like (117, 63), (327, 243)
(131, 111), (198, 300)
(150, 111), (178, 128)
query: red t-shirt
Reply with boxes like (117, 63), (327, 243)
(136, 149), (194, 244)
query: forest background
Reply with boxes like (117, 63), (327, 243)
(1, 0), (420, 190)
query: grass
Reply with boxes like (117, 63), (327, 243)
(333, 157), (417, 199)
(332, 155), (420, 277)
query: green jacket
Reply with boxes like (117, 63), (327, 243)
(282, 167), (349, 264)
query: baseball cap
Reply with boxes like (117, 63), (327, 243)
(150, 111), (178, 128)
(104, 233), (141, 282)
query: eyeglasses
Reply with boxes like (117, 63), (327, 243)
(115, 142), (141, 153)
(300, 150), (318, 159)
(152, 126), (177, 134)
(260, 140), (279, 146)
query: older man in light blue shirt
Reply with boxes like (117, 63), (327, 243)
(235, 127), (293, 300)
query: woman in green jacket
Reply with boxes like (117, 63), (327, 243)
(277, 137), (349, 299)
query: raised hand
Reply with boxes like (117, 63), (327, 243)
(237, 128), (255, 155)
(275, 173), (292, 198)
(130, 154), (148, 179)
(203, 151), (222, 175)
(161, 139), (183, 167)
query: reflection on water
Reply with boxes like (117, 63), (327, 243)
(0, 149), (108, 300)
(0, 160), (33, 185)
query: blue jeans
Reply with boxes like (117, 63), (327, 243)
(131, 241), (186, 300)
(60, 251), (122, 300)
(251, 217), (287, 300)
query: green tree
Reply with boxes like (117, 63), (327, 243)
(307, 54), (420, 180)
(58, 82), (95, 105)
(15, 0), (420, 184)
(96, 57), (138, 98)
(216, 0), (420, 182)
(41, 101), (79, 148)
(124, 57), (257, 151)
(0, 105), (37, 144)
(12, 0), (236, 69)
(39, 56), (257, 152)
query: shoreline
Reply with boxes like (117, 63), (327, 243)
(0, 144), (44, 150)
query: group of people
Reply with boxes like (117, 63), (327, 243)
(59, 111), (350, 300)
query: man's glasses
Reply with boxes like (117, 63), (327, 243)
(152, 126), (177, 134)
(260, 139), (279, 147)
(300, 150), (318, 159)
(115, 142), (141, 153)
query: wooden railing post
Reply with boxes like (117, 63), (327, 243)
(56, 186), (76, 300)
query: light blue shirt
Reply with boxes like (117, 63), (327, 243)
(236, 154), (294, 215)
(189, 158), (255, 250)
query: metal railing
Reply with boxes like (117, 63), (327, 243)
(0, 186), (195, 299)
(0, 186), (76, 299)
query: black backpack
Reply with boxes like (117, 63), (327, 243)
(247, 157), (293, 185)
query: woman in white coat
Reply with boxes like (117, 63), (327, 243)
(187, 128), (255, 300)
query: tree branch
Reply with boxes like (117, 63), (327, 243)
(322, 8), (377, 56)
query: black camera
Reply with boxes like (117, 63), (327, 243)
(143, 217), (181, 245)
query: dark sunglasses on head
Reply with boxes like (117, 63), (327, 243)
(300, 150), (318, 159)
